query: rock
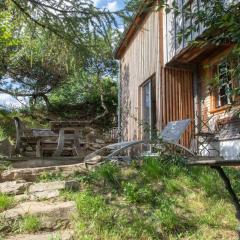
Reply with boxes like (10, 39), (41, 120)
(1, 201), (76, 229)
(29, 190), (60, 200)
(0, 180), (32, 195)
(91, 143), (103, 149)
(85, 155), (103, 165)
(0, 163), (88, 182)
(14, 194), (28, 202)
(95, 139), (105, 144)
(5, 230), (74, 240)
(0, 139), (13, 158)
(29, 180), (79, 193)
(28, 180), (80, 200)
(150, 182), (164, 193)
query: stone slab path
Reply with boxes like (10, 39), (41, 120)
(0, 162), (88, 182)
(0, 180), (31, 195)
(5, 230), (74, 240)
(1, 201), (76, 229)
(0, 178), (79, 238)
(0, 158), (102, 239)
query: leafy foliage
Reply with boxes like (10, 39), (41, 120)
(59, 156), (238, 239)
(0, 0), (125, 126)
(19, 215), (41, 233)
(0, 193), (14, 212)
(172, 0), (240, 100)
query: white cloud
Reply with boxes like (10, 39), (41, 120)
(106, 1), (118, 12)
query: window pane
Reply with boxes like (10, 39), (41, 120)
(217, 61), (232, 107)
(143, 82), (151, 140)
(220, 95), (228, 106)
(219, 86), (226, 96)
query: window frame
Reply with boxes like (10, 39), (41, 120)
(216, 61), (233, 108)
(210, 59), (240, 113)
(139, 75), (156, 141)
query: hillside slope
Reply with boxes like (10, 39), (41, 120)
(0, 156), (239, 239)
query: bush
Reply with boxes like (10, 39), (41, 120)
(37, 171), (64, 182)
(154, 196), (178, 232)
(93, 162), (121, 189)
(123, 182), (156, 204)
(141, 156), (188, 181)
(0, 194), (14, 212)
(75, 191), (116, 236)
(19, 215), (41, 233)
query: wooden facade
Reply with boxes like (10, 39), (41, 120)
(120, 10), (161, 141)
(116, 1), (240, 158)
(161, 67), (194, 147)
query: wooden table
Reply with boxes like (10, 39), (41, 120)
(50, 121), (89, 132)
(49, 121), (89, 157)
(188, 158), (240, 239)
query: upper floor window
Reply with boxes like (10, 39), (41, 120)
(217, 61), (232, 107)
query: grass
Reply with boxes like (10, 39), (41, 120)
(18, 215), (41, 233)
(0, 155), (237, 239)
(37, 171), (64, 182)
(0, 193), (14, 212)
(58, 156), (239, 239)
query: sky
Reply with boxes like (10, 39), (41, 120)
(94, 0), (125, 11)
(0, 0), (126, 109)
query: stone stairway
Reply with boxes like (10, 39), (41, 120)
(0, 179), (80, 239)
(6, 230), (74, 240)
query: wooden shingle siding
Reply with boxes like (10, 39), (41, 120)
(161, 67), (194, 147)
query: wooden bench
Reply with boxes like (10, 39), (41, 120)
(14, 117), (58, 157)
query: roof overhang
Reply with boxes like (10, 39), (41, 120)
(167, 43), (234, 66)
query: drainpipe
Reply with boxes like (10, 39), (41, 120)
(117, 60), (122, 142)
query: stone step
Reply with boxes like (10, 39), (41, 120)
(0, 162), (88, 182)
(1, 201), (76, 230)
(0, 180), (32, 195)
(0, 180), (80, 200)
(5, 230), (74, 240)
(28, 180), (80, 200)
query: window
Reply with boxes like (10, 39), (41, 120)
(217, 61), (232, 108)
(141, 77), (156, 141)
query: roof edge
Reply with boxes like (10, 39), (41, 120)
(114, 1), (156, 59)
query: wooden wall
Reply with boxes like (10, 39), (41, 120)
(164, 0), (205, 64)
(120, 10), (160, 141)
(199, 49), (240, 138)
(120, 9), (194, 147)
(161, 67), (194, 147)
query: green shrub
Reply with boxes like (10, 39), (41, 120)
(141, 156), (188, 181)
(154, 196), (178, 231)
(0, 194), (14, 212)
(75, 191), (116, 236)
(37, 171), (64, 182)
(93, 162), (121, 188)
(141, 157), (163, 180)
(19, 215), (41, 233)
(123, 182), (156, 204)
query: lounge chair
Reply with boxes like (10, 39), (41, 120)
(84, 119), (194, 164)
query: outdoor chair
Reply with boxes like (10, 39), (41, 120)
(84, 119), (196, 164)
(193, 113), (220, 156)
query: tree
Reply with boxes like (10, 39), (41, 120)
(0, 1), (119, 119)
(0, 0), (146, 124)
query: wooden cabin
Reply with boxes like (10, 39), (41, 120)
(115, 0), (240, 160)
